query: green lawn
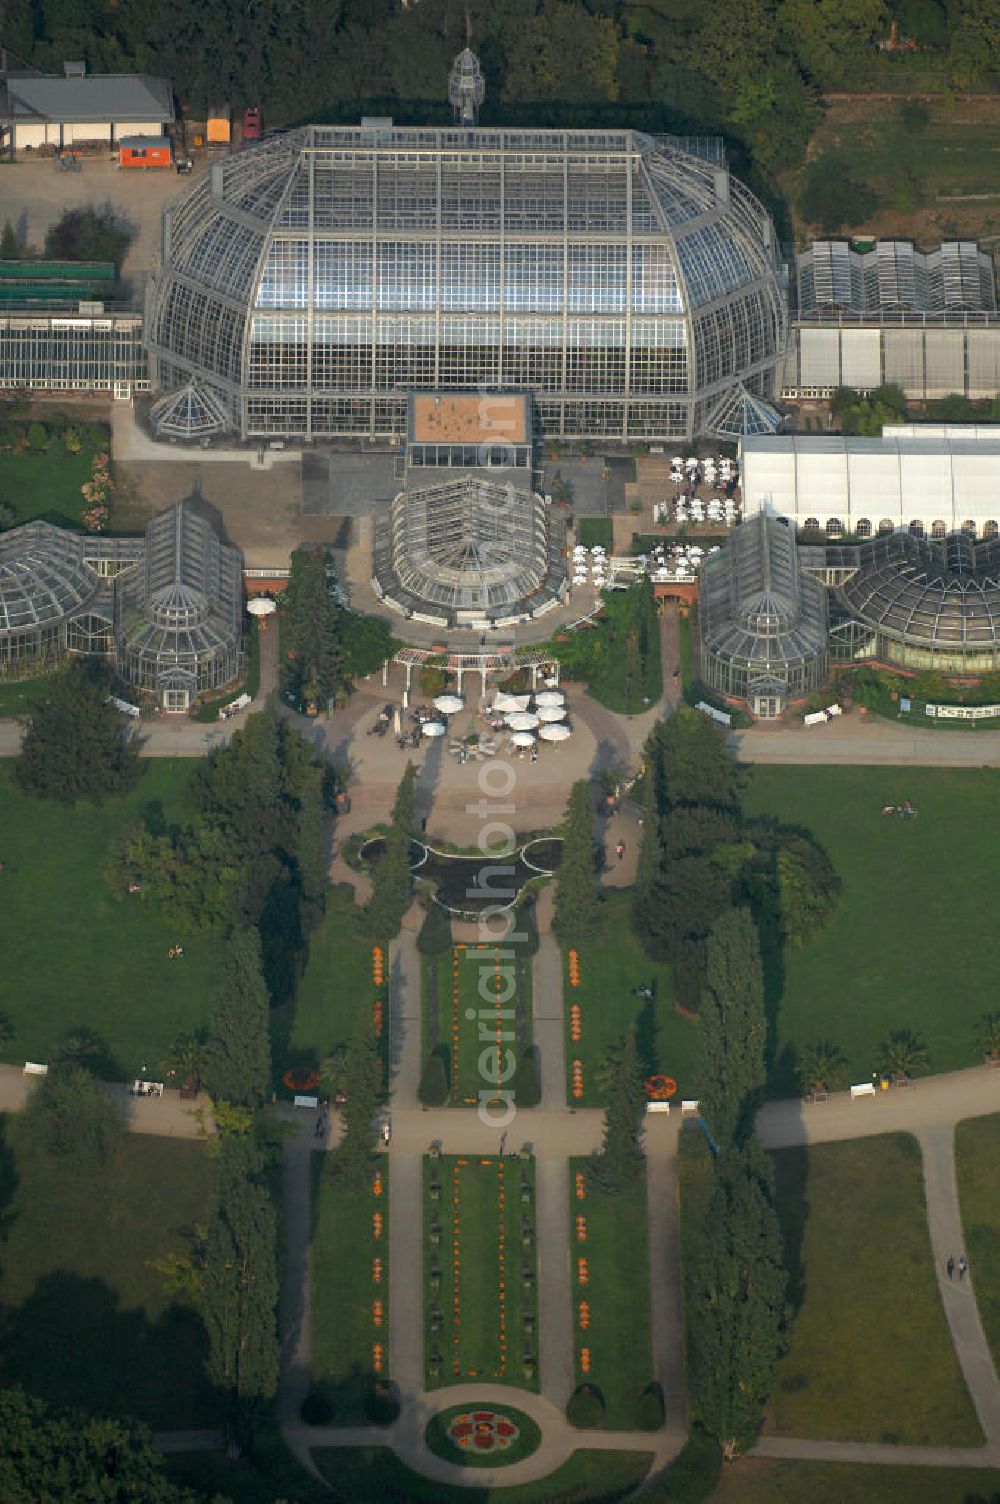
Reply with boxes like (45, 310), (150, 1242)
(0, 670), (59, 718)
(0, 759), (223, 1077)
(743, 767), (1000, 1095)
(424, 1154), (539, 1392)
(564, 892), (700, 1106)
(426, 944), (533, 1106)
(311, 1446), (653, 1503)
(707, 1457), (1000, 1504)
(0, 1118), (218, 1428)
(0, 449), (102, 528)
(273, 884), (382, 1084)
(767, 1135), (980, 1445)
(956, 1113), (1000, 1372)
(569, 1157), (654, 1430)
(311, 1158), (389, 1423)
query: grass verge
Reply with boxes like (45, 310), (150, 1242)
(767, 1134), (980, 1445)
(706, 1456), (1000, 1504)
(310, 1158), (389, 1424)
(0, 1118), (217, 1428)
(956, 1112), (1000, 1372)
(311, 1446), (653, 1502)
(564, 892), (700, 1106)
(569, 1156), (654, 1430)
(0, 448), (101, 528)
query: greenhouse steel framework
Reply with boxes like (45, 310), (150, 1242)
(114, 504), (244, 710)
(373, 476), (566, 625)
(699, 513), (828, 716)
(146, 124), (788, 444)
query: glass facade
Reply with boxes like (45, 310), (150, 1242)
(147, 126), (787, 443)
(0, 314), (148, 393)
(700, 514), (829, 709)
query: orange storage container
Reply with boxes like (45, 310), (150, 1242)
(118, 135), (172, 169)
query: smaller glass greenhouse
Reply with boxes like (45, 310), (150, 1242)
(699, 513), (828, 717)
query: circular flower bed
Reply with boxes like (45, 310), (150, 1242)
(644, 1074), (678, 1100)
(283, 1067), (321, 1093)
(449, 1410), (519, 1452)
(425, 1404), (540, 1468)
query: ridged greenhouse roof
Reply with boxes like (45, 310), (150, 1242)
(0, 522), (97, 632)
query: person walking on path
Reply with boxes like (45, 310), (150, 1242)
(959, 1254), (969, 1280)
(947, 1255), (956, 1280)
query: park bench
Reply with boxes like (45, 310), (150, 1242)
(293, 1094), (319, 1110)
(22, 1062), (47, 1078)
(680, 1099), (700, 1116)
(850, 1082), (877, 1101)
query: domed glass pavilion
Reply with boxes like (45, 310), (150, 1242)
(0, 523), (117, 674)
(146, 124), (788, 444)
(838, 530), (1000, 674)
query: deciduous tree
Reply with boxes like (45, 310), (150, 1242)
(16, 659), (142, 804)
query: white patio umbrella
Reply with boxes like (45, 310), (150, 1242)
(539, 723), (572, 743)
(433, 693), (464, 714)
(534, 690), (564, 707)
(506, 711), (540, 731)
(421, 720), (447, 738)
(536, 705), (566, 723)
(510, 730), (536, 748)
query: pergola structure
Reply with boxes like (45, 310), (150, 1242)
(387, 645), (557, 700)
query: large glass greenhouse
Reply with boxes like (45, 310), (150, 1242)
(699, 514), (829, 717)
(146, 124), (788, 444)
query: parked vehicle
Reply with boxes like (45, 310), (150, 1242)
(242, 107), (261, 141)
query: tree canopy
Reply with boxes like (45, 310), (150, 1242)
(16, 659), (142, 804)
(553, 780), (600, 946)
(698, 908), (767, 1150)
(0, 1387), (214, 1504)
(203, 928), (272, 1111)
(364, 764), (417, 939)
(43, 205), (133, 266)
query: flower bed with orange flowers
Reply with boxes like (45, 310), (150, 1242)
(427, 944), (533, 1107)
(568, 1156), (654, 1430)
(424, 1152), (539, 1393)
(311, 1159), (391, 1423)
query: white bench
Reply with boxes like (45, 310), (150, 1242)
(646, 1101), (670, 1115)
(22, 1061), (47, 1077)
(680, 1099), (700, 1116)
(850, 1082), (877, 1101)
(293, 1094), (319, 1110)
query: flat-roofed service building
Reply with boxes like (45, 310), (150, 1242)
(407, 392), (532, 471)
(0, 70), (173, 150)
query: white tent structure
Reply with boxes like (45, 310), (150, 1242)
(740, 427), (1000, 538)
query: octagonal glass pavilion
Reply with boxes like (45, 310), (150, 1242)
(146, 124), (788, 444)
(373, 476), (566, 625)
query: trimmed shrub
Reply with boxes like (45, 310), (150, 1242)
(300, 1389), (335, 1425)
(512, 1050), (540, 1108)
(27, 421), (47, 451)
(418, 1046), (450, 1106)
(417, 901), (452, 956)
(365, 1382), (401, 1426)
(635, 1381), (665, 1430)
(566, 1382), (605, 1429)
